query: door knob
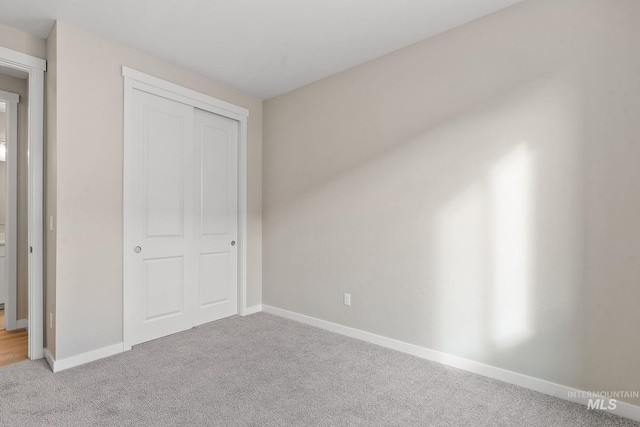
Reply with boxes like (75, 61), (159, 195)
(134, 246), (142, 253)
(231, 241), (236, 246)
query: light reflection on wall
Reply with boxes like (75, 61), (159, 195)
(489, 144), (533, 348)
(435, 143), (534, 357)
(435, 183), (487, 356)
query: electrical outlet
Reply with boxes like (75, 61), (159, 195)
(343, 293), (351, 306)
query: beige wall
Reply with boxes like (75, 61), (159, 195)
(0, 22), (46, 60)
(52, 21), (262, 359)
(0, 72), (30, 322)
(264, 0), (640, 406)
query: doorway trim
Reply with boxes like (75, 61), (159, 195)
(0, 89), (19, 332)
(121, 67), (249, 351)
(0, 46), (46, 360)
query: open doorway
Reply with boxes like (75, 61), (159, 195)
(0, 87), (27, 367)
(0, 81), (27, 366)
(0, 46), (45, 363)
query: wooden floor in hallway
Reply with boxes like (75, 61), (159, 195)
(0, 309), (28, 367)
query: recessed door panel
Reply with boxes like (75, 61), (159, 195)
(199, 252), (230, 306)
(145, 108), (184, 238)
(145, 257), (184, 320)
(201, 125), (230, 236)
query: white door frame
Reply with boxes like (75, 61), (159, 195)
(0, 46), (46, 360)
(0, 89), (19, 331)
(122, 67), (249, 351)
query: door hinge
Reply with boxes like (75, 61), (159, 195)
(30, 246), (33, 253)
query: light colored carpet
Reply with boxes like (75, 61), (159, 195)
(0, 312), (637, 426)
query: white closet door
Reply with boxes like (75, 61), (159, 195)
(126, 89), (195, 346)
(193, 108), (238, 326)
(125, 90), (240, 347)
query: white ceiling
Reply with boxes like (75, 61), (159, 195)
(0, 0), (523, 99)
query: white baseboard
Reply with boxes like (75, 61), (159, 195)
(16, 318), (28, 330)
(52, 305), (262, 370)
(261, 305), (640, 423)
(45, 343), (124, 373)
(243, 304), (262, 316)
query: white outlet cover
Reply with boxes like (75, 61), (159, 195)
(344, 293), (351, 306)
